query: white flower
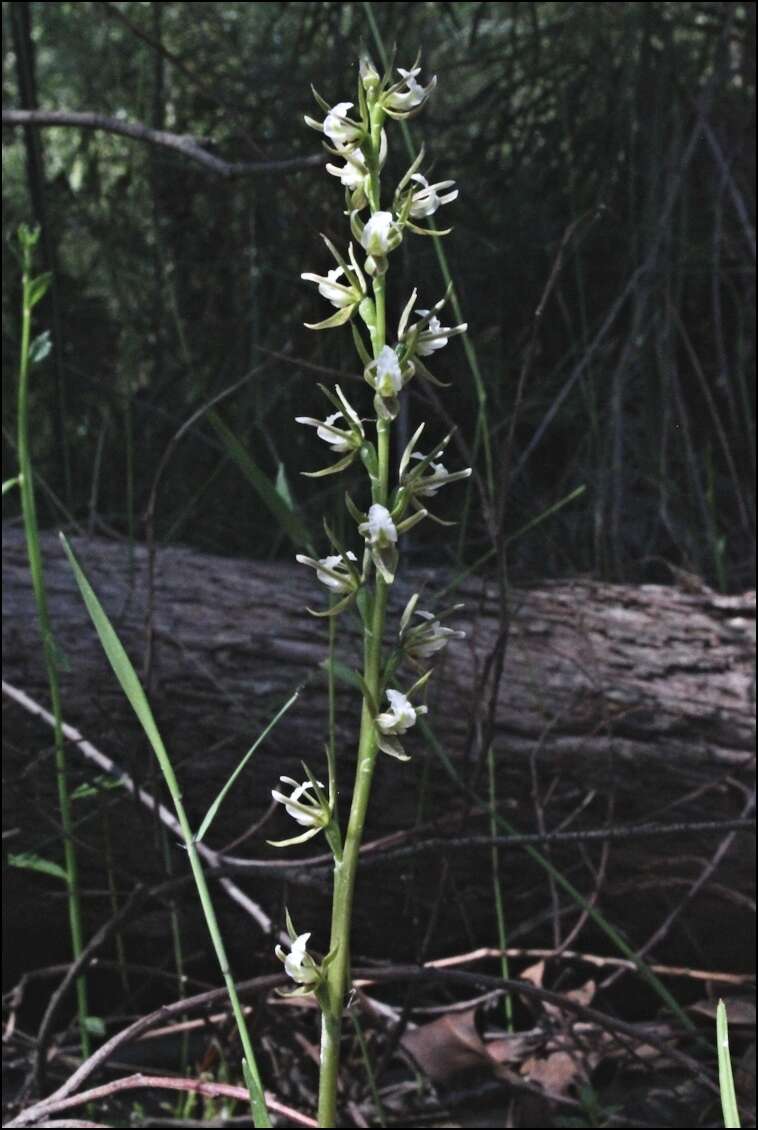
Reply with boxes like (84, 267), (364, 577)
(357, 504), (399, 584)
(296, 551), (358, 594)
(271, 775), (327, 828)
(376, 689), (418, 735)
(275, 931), (321, 986)
(374, 688), (428, 760)
(410, 454), (451, 496)
(414, 311), (468, 356)
(302, 266), (354, 309)
(406, 451), (472, 499)
(362, 504), (397, 547)
(408, 173), (458, 219)
(360, 211), (401, 257)
(326, 135), (386, 192)
(322, 101), (363, 147)
(313, 411), (352, 452)
(402, 610), (466, 663)
(326, 147), (368, 190)
(385, 66), (437, 114)
(300, 243), (366, 330)
(316, 552), (357, 591)
(374, 346), (403, 397)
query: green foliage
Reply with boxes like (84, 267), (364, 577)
(717, 1000), (741, 1128)
(2, 2), (753, 587)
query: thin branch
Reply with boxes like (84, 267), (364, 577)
(2, 110), (324, 178)
(9, 1073), (318, 1129)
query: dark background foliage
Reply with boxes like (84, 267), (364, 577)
(3, 1), (755, 587)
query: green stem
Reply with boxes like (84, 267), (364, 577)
(17, 238), (90, 1062)
(487, 745), (513, 1030)
(317, 99), (391, 1127)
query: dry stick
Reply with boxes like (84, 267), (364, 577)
(10, 957), (722, 1129)
(600, 789), (756, 993)
(425, 946), (755, 986)
(6, 973), (284, 1129)
(11, 1073), (318, 1129)
(14, 933), (746, 1130)
(6, 675), (753, 876)
(357, 966), (723, 1098)
(2, 680), (278, 936)
(34, 886), (145, 1093)
(557, 829), (611, 954)
(2, 111), (325, 179)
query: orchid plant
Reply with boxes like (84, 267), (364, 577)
(276, 52), (470, 1126)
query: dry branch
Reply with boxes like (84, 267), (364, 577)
(2, 109), (324, 178)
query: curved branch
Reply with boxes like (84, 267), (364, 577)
(2, 109), (324, 178)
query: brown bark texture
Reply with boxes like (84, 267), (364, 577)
(2, 526), (755, 968)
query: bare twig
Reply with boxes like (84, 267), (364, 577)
(2, 110), (324, 178)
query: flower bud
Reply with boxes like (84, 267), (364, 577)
(359, 55), (381, 94)
(360, 211), (402, 257)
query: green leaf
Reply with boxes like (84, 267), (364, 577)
(9, 852), (68, 883)
(83, 1015), (106, 1037)
(59, 535), (181, 799)
(321, 657), (362, 692)
(301, 452), (355, 478)
(195, 688), (301, 844)
(27, 272), (52, 308)
(717, 1000), (741, 1128)
(275, 462), (294, 509)
(242, 1057), (272, 1129)
(70, 775), (124, 801)
(29, 330), (52, 366)
(304, 305), (354, 331)
(208, 411), (312, 552)
(2, 476), (21, 495)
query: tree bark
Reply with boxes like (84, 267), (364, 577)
(3, 527), (755, 967)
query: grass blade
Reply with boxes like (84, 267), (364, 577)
(195, 687), (301, 844)
(209, 410), (313, 552)
(717, 999), (741, 1128)
(60, 534), (272, 1127)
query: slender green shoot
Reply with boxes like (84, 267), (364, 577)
(350, 1011), (387, 1128)
(195, 687), (301, 844)
(487, 744), (513, 1030)
(60, 534), (271, 1128)
(717, 999), (741, 1128)
(15, 224), (91, 1062)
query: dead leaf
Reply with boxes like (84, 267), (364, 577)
(401, 1008), (490, 1083)
(521, 1050), (580, 1096)
(519, 960), (545, 987)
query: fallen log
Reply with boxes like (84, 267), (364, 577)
(2, 526), (755, 973)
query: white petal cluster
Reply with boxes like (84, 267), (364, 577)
(376, 689), (419, 735)
(316, 552), (357, 592)
(360, 211), (402, 257)
(275, 931), (321, 987)
(326, 147), (367, 190)
(322, 101), (363, 147)
(374, 346), (403, 397)
(385, 66), (437, 114)
(374, 688), (428, 759)
(402, 610), (466, 663)
(296, 551), (358, 594)
(271, 775), (327, 828)
(361, 504), (397, 547)
(414, 311), (468, 356)
(408, 174), (458, 219)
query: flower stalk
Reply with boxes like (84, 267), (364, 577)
(288, 54), (469, 1127)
